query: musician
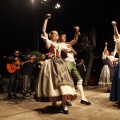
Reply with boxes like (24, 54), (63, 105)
(31, 53), (46, 90)
(33, 53), (49, 76)
(38, 54), (46, 69)
(76, 59), (86, 85)
(21, 52), (36, 96)
(7, 50), (22, 98)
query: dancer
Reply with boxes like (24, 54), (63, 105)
(34, 14), (77, 114)
(59, 28), (91, 105)
(109, 21), (120, 107)
(99, 41), (118, 92)
(98, 42), (111, 91)
(107, 48), (118, 92)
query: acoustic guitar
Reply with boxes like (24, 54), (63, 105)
(6, 63), (16, 73)
(6, 59), (31, 73)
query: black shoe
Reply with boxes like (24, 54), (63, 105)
(23, 93), (26, 97)
(66, 101), (72, 106)
(81, 100), (91, 105)
(115, 102), (120, 105)
(13, 93), (17, 98)
(107, 90), (111, 93)
(61, 104), (69, 114)
(115, 102), (118, 104)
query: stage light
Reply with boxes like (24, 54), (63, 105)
(40, 0), (48, 3)
(31, 0), (61, 10)
(55, 3), (60, 9)
(31, 0), (47, 4)
(31, 0), (61, 51)
(31, 0), (35, 3)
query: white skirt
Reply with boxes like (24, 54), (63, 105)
(34, 57), (77, 102)
(98, 65), (111, 87)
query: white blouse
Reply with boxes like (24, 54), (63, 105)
(41, 34), (70, 57)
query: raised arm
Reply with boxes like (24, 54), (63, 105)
(69, 26), (80, 46)
(102, 42), (109, 59)
(112, 21), (120, 39)
(41, 14), (51, 37)
(103, 42), (108, 53)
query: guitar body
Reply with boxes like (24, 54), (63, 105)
(6, 63), (16, 73)
(6, 60), (21, 73)
(14, 60), (21, 70)
(6, 59), (34, 73)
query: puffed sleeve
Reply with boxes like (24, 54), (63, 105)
(41, 34), (51, 49)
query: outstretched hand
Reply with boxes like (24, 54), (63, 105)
(45, 14), (51, 19)
(73, 26), (80, 35)
(112, 21), (117, 26)
(46, 52), (54, 58)
(73, 26), (79, 31)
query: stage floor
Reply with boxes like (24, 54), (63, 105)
(0, 86), (119, 120)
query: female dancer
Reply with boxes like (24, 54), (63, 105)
(34, 14), (77, 114)
(109, 21), (120, 107)
(98, 42), (110, 87)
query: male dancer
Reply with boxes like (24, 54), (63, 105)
(59, 27), (91, 105)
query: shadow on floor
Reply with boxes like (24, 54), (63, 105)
(34, 105), (63, 114)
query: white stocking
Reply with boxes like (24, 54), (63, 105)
(77, 80), (88, 101)
(62, 100), (68, 110)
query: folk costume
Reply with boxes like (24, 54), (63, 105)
(98, 52), (111, 87)
(34, 36), (77, 102)
(110, 38), (120, 101)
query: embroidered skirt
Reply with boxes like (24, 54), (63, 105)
(34, 57), (77, 102)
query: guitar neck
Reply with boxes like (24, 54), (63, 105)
(22, 60), (30, 64)
(22, 56), (36, 65)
